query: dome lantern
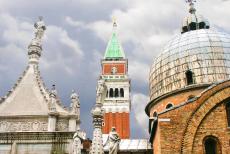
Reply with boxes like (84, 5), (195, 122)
(182, 0), (210, 33)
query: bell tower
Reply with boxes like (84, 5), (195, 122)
(100, 19), (131, 139)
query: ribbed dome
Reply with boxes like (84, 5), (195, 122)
(149, 29), (230, 100)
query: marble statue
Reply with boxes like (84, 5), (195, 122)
(96, 79), (106, 104)
(70, 90), (80, 115)
(105, 127), (120, 154)
(49, 85), (57, 112)
(72, 129), (85, 154)
(34, 16), (46, 41)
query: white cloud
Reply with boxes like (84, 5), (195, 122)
(0, 13), (84, 76)
(40, 25), (83, 75)
(65, 16), (84, 28)
(132, 93), (149, 136)
(0, 13), (32, 48)
(129, 60), (149, 84)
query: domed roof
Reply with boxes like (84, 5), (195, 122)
(149, 28), (230, 101)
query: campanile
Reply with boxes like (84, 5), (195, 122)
(100, 20), (131, 139)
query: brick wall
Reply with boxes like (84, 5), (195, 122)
(150, 88), (204, 114)
(150, 80), (230, 154)
(102, 112), (130, 139)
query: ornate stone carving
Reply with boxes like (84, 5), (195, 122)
(0, 119), (47, 132)
(56, 119), (68, 131)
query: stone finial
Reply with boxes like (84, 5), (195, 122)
(28, 17), (46, 64)
(34, 16), (46, 41)
(186, 0), (196, 14)
(112, 16), (117, 28)
(50, 85), (57, 97)
(49, 84), (57, 112)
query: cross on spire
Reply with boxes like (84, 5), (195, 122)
(185, 0), (196, 14)
(112, 16), (117, 28)
(186, 0), (196, 4)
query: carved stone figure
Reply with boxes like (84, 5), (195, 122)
(72, 130), (85, 154)
(105, 127), (120, 154)
(70, 90), (80, 115)
(96, 79), (106, 104)
(34, 16), (46, 41)
(49, 85), (57, 112)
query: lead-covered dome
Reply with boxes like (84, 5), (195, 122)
(149, 28), (230, 100)
(149, 1), (230, 101)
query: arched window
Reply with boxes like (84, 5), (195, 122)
(153, 112), (158, 117)
(187, 95), (195, 101)
(204, 136), (221, 154)
(226, 102), (230, 127)
(120, 88), (124, 97)
(166, 103), (173, 109)
(185, 70), (194, 85)
(115, 88), (119, 98)
(109, 88), (113, 98)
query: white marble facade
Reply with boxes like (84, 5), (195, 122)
(0, 18), (82, 154)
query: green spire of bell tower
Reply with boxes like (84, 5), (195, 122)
(104, 18), (125, 59)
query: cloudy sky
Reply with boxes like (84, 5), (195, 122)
(0, 0), (229, 138)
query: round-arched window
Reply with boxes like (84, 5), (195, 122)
(166, 103), (173, 109)
(187, 95), (195, 101)
(203, 136), (221, 154)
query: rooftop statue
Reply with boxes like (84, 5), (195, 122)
(34, 16), (46, 41)
(104, 127), (121, 154)
(96, 79), (106, 104)
(70, 90), (80, 115)
(72, 129), (85, 154)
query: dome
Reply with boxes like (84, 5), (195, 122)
(149, 28), (230, 100)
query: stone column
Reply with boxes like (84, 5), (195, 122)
(69, 115), (80, 132)
(90, 104), (104, 154)
(48, 113), (57, 131)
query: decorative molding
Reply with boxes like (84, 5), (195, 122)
(0, 119), (48, 132)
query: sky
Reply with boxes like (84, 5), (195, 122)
(0, 0), (229, 139)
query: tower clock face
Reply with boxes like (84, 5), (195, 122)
(111, 66), (117, 74)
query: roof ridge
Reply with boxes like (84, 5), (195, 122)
(33, 65), (69, 111)
(33, 65), (49, 103)
(0, 66), (30, 103)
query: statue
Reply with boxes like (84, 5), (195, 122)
(96, 79), (106, 104)
(49, 85), (57, 112)
(34, 16), (46, 41)
(70, 90), (80, 115)
(104, 127), (120, 154)
(72, 130), (85, 154)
